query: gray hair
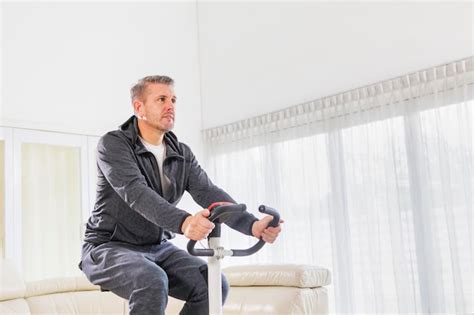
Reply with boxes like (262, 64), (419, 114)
(130, 75), (174, 102)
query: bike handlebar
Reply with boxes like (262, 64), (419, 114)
(187, 204), (280, 257)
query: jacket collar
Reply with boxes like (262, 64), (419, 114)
(120, 115), (184, 159)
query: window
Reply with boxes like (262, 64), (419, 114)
(21, 143), (83, 280)
(2, 128), (98, 281)
(205, 99), (472, 313)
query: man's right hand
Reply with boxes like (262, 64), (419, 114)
(181, 209), (215, 241)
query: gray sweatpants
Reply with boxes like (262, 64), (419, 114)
(80, 241), (229, 315)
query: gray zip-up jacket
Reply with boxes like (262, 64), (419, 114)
(83, 116), (258, 246)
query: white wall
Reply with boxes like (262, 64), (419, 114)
(1, 2), (203, 157)
(1, 3), (205, 250)
(3, 1), (472, 149)
(197, 2), (473, 129)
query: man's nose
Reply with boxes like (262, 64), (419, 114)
(164, 100), (175, 109)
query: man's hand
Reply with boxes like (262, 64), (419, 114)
(181, 209), (215, 241)
(251, 216), (283, 243)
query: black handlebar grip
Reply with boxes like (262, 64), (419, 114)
(208, 204), (246, 223)
(232, 205), (281, 256)
(258, 205), (280, 227)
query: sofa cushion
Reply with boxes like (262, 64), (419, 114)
(24, 277), (127, 315)
(0, 299), (30, 315)
(25, 277), (98, 298)
(0, 259), (26, 301)
(165, 296), (184, 315)
(223, 264), (331, 288)
(26, 291), (127, 315)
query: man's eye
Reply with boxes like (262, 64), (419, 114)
(171, 99), (176, 104)
(158, 97), (165, 102)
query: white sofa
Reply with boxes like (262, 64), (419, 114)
(0, 259), (331, 314)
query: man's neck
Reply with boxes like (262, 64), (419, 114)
(137, 119), (165, 146)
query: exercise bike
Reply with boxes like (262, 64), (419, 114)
(187, 203), (280, 315)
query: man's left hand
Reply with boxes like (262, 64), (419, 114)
(251, 216), (284, 243)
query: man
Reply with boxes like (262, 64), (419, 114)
(79, 75), (282, 315)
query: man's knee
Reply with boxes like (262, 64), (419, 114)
(133, 264), (169, 291)
(108, 260), (170, 304)
(195, 273), (228, 304)
(198, 269), (229, 303)
(129, 266), (169, 310)
(222, 273), (230, 303)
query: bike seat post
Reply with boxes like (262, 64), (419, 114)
(208, 222), (223, 315)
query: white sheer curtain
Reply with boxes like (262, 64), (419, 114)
(204, 57), (473, 314)
(21, 143), (83, 281)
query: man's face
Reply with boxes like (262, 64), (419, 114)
(135, 83), (176, 132)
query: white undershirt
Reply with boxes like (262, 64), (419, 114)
(139, 137), (171, 194)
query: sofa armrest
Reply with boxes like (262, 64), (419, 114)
(223, 264), (331, 288)
(0, 259), (26, 302)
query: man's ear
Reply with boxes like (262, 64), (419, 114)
(133, 99), (143, 117)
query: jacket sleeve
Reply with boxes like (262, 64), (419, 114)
(97, 133), (191, 234)
(183, 144), (258, 236)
